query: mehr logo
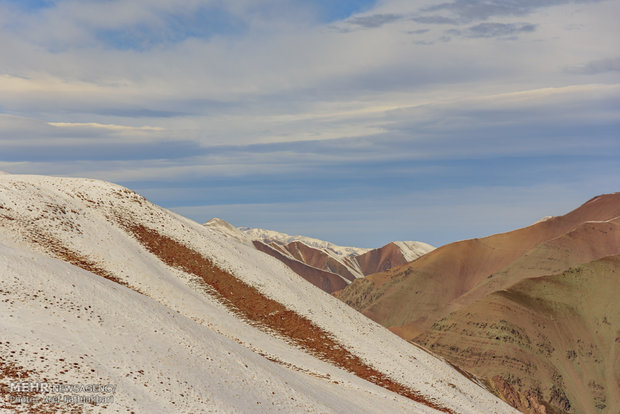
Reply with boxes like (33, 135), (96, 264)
(7, 382), (117, 406)
(10, 382), (116, 393)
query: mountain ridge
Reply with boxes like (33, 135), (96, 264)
(337, 191), (620, 413)
(339, 192), (620, 338)
(0, 174), (513, 413)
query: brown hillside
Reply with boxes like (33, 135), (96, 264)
(337, 192), (620, 413)
(339, 192), (620, 339)
(356, 242), (409, 276)
(451, 217), (620, 312)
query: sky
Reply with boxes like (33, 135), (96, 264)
(0, 0), (619, 248)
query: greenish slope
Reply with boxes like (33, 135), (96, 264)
(415, 256), (620, 413)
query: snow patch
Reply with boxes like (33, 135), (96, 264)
(533, 215), (554, 225)
(393, 241), (435, 262)
(240, 227), (372, 258)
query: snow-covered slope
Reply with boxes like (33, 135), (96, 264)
(394, 241), (436, 262)
(0, 175), (516, 413)
(1, 242), (413, 413)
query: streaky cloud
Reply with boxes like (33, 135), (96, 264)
(347, 13), (403, 28)
(569, 56), (620, 74)
(421, 0), (604, 22)
(410, 15), (458, 25)
(448, 22), (537, 39)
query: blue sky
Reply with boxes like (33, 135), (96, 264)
(0, 0), (619, 247)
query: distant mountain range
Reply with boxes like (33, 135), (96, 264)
(337, 193), (620, 414)
(0, 174), (514, 414)
(205, 218), (434, 293)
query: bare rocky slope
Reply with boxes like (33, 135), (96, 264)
(0, 174), (514, 413)
(337, 193), (620, 413)
(205, 218), (434, 293)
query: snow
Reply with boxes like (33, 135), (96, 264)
(0, 174), (517, 413)
(204, 218), (251, 245)
(583, 216), (620, 224)
(393, 241), (435, 262)
(238, 226), (372, 258)
(0, 242), (428, 413)
(533, 215), (555, 225)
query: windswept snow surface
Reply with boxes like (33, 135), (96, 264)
(0, 175), (516, 413)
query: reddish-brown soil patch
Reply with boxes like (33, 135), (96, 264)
(27, 229), (141, 295)
(0, 210), (134, 292)
(122, 221), (453, 413)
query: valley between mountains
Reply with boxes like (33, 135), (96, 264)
(0, 173), (617, 414)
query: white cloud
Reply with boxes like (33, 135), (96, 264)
(48, 122), (163, 132)
(1, 0), (618, 245)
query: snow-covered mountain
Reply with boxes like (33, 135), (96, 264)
(239, 226), (373, 258)
(206, 219), (434, 293)
(0, 174), (516, 413)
